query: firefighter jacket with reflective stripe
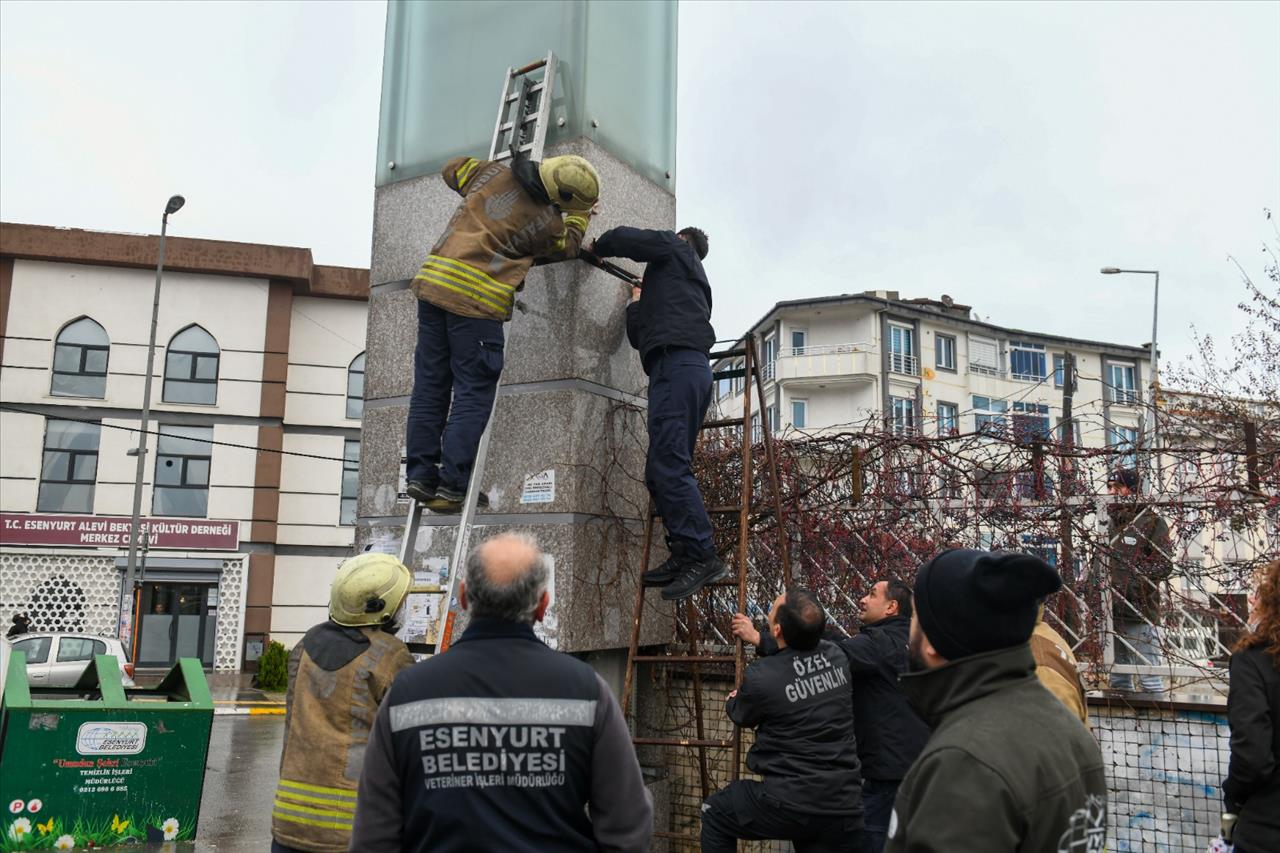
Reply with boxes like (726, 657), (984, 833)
(412, 156), (590, 322)
(350, 617), (654, 853)
(272, 622), (414, 853)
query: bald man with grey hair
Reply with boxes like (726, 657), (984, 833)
(352, 532), (653, 853)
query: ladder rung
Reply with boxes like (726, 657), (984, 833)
(707, 577), (741, 586)
(632, 654), (737, 664)
(654, 831), (701, 841)
(709, 347), (747, 360)
(707, 505), (743, 514)
(633, 737), (733, 748)
(711, 369), (746, 381)
(700, 417), (744, 430)
(504, 82), (545, 102)
(499, 116), (539, 132)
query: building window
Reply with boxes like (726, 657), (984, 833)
(1108, 425), (1139, 468)
(890, 396), (915, 435)
(163, 325), (220, 405)
(1053, 354), (1067, 388)
(762, 336), (777, 382)
(1057, 417), (1083, 445)
(51, 317), (109, 398)
(1107, 363), (1137, 405)
(790, 329), (807, 355)
(791, 399), (807, 429)
(1009, 341), (1046, 381)
(732, 359), (746, 394)
(153, 425), (213, 517)
(937, 402), (958, 435)
(347, 353), (365, 419)
(341, 439), (360, 525)
(968, 335), (1001, 375)
(1011, 402), (1051, 441)
(765, 404), (778, 433)
(888, 323), (917, 375)
(972, 395), (1008, 435)
(38, 418), (101, 513)
(935, 334), (956, 371)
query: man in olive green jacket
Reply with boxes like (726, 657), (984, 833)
(885, 549), (1107, 853)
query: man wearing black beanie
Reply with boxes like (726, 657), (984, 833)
(884, 549), (1108, 853)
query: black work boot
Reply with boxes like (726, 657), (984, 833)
(661, 554), (729, 601)
(406, 480), (437, 504)
(425, 485), (490, 514)
(642, 541), (685, 586)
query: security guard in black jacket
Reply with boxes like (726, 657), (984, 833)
(351, 532), (653, 853)
(704, 587), (868, 853)
(591, 225), (723, 601)
(734, 579), (929, 851)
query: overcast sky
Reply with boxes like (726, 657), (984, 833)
(2, 0), (1276, 368)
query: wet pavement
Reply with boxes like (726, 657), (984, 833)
(117, 714), (284, 853)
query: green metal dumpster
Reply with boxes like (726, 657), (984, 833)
(0, 652), (213, 851)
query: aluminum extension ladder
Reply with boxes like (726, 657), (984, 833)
(398, 52), (559, 653)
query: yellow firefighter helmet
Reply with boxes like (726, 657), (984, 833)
(539, 155), (600, 214)
(329, 552), (412, 628)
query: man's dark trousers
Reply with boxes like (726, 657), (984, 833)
(645, 347), (715, 559)
(860, 779), (898, 851)
(701, 781), (869, 853)
(405, 299), (505, 492)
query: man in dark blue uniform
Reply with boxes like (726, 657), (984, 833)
(733, 578), (929, 851)
(591, 225), (723, 600)
(704, 587), (868, 852)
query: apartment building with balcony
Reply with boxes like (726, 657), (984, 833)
(0, 223), (368, 671)
(713, 290), (1152, 457)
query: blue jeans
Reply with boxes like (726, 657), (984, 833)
(645, 348), (715, 559)
(860, 779), (899, 852)
(1109, 621), (1166, 693)
(405, 299), (505, 490)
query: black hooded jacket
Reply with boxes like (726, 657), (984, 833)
(728, 638), (863, 816)
(758, 616), (930, 781)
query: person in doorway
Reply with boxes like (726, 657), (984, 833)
(351, 531), (652, 853)
(7, 612), (32, 638)
(1222, 559), (1280, 852)
(885, 549), (1107, 852)
(404, 153), (600, 513)
(271, 553), (415, 853)
(591, 225), (722, 601)
(1105, 467), (1174, 693)
(704, 587), (867, 853)
(732, 579), (928, 851)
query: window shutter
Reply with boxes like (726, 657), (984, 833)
(969, 335), (999, 369)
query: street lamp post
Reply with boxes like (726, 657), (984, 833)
(119, 195), (185, 646)
(1100, 267), (1160, 489)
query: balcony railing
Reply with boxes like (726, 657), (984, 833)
(888, 352), (919, 376)
(970, 363), (1007, 378)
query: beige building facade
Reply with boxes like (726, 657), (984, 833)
(0, 223), (368, 669)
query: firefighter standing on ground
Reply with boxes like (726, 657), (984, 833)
(404, 153), (600, 513)
(591, 225), (723, 600)
(271, 553), (415, 853)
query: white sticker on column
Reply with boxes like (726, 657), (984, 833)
(520, 469), (556, 504)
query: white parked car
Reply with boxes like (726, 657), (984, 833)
(9, 632), (136, 688)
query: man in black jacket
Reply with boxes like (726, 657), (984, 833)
(704, 587), (867, 853)
(591, 225), (723, 601)
(732, 578), (929, 851)
(350, 532), (653, 853)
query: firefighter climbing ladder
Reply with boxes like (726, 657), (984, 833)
(398, 52), (559, 650)
(620, 334), (793, 844)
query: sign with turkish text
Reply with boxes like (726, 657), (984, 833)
(0, 514), (240, 551)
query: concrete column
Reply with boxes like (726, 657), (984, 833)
(358, 139), (673, 653)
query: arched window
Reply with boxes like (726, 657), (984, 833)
(51, 317), (109, 398)
(163, 325), (220, 404)
(346, 352), (365, 419)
